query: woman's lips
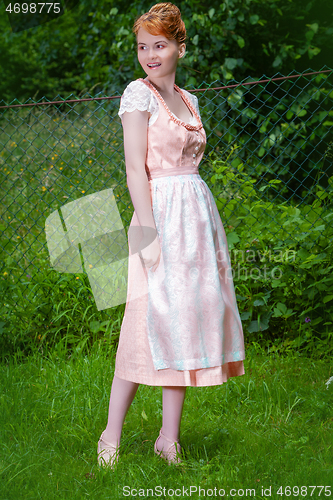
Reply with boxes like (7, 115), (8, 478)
(147, 63), (161, 69)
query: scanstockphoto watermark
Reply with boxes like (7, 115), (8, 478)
(122, 485), (332, 497)
(122, 485), (259, 497)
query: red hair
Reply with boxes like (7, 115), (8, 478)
(132, 2), (187, 45)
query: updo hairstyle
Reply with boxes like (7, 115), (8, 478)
(132, 2), (187, 45)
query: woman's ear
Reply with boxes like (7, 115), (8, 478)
(179, 43), (186, 58)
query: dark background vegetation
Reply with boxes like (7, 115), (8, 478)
(0, 0), (332, 360)
(0, 0), (332, 103)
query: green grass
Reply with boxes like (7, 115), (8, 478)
(0, 343), (332, 499)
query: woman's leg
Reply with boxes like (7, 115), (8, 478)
(102, 375), (139, 446)
(156, 386), (186, 451)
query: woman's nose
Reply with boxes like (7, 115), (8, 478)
(147, 48), (156, 58)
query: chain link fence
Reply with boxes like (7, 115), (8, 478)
(0, 67), (332, 316)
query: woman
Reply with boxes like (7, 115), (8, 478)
(97, 2), (245, 468)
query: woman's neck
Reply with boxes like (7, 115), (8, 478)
(144, 77), (177, 99)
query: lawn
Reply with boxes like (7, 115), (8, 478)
(0, 342), (332, 499)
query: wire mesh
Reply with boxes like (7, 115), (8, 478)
(0, 67), (332, 317)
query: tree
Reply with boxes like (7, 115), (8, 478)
(0, 0), (332, 103)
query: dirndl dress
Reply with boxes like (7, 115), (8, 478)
(114, 77), (245, 387)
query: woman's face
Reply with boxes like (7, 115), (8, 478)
(137, 27), (185, 80)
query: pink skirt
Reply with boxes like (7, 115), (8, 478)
(115, 174), (245, 386)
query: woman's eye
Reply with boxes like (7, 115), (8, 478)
(139, 45), (164, 50)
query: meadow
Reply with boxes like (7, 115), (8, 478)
(0, 342), (332, 499)
(1, 91), (333, 499)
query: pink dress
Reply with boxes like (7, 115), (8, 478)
(115, 78), (245, 387)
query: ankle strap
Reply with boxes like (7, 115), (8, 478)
(100, 431), (119, 449)
(160, 429), (180, 445)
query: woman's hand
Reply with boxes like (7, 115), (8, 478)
(138, 232), (161, 272)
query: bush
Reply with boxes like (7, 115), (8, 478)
(208, 146), (333, 357)
(1, 147), (332, 361)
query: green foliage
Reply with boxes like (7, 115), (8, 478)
(1, 142), (332, 359)
(0, 260), (123, 360)
(0, 102), (130, 359)
(197, 72), (333, 199)
(208, 146), (333, 356)
(0, 66), (332, 360)
(0, 0), (332, 103)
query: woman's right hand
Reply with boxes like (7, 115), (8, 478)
(138, 233), (161, 272)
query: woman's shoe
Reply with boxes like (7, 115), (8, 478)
(154, 428), (182, 465)
(97, 431), (119, 468)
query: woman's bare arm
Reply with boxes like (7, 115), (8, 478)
(121, 108), (161, 269)
(121, 109), (157, 237)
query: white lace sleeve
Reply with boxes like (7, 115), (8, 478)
(118, 80), (154, 119)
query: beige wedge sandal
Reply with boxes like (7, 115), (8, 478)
(154, 428), (183, 465)
(97, 431), (119, 469)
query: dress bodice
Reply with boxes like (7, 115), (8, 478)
(138, 78), (207, 181)
(118, 79), (201, 127)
